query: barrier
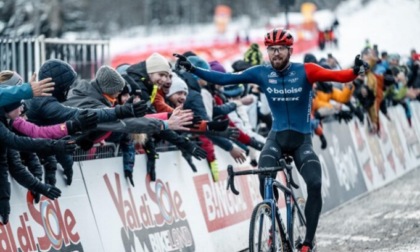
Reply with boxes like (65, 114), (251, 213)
(5, 103), (420, 252)
(0, 36), (110, 81)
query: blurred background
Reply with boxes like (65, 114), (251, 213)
(0, 0), (352, 38)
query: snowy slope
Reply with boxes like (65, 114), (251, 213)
(110, 0), (420, 68)
(292, 0), (420, 67)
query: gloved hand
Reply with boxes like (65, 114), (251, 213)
(44, 170), (57, 186)
(124, 170), (135, 187)
(183, 142), (207, 160)
(319, 134), (327, 149)
(249, 137), (264, 151)
(66, 110), (98, 135)
(75, 135), (94, 151)
(207, 119), (229, 131)
(173, 53), (194, 72)
(31, 190), (41, 204)
(209, 160), (219, 182)
(190, 119), (230, 132)
(31, 180), (62, 200)
(352, 55), (369, 75)
(182, 151), (197, 172)
(336, 110), (353, 124)
(63, 166), (73, 186)
(114, 100), (148, 119)
(147, 158), (156, 182)
(0, 199), (10, 224)
(52, 140), (76, 155)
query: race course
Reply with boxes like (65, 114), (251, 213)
(317, 167), (420, 252)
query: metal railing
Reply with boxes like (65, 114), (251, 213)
(0, 36), (110, 81)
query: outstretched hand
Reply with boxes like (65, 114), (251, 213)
(353, 55), (369, 75)
(30, 73), (55, 97)
(173, 53), (194, 72)
(166, 106), (194, 131)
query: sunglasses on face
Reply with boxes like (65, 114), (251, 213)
(267, 46), (290, 54)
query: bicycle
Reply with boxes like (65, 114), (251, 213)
(227, 155), (314, 252)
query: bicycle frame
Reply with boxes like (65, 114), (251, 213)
(227, 159), (307, 251)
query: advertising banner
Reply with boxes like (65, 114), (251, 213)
(312, 120), (367, 213)
(3, 163), (103, 252)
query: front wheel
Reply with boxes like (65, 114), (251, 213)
(249, 202), (284, 252)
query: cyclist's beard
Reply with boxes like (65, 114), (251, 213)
(270, 52), (291, 71)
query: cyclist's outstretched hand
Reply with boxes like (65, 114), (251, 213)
(173, 53), (194, 72)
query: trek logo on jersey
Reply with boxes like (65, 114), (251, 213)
(268, 72), (278, 78)
(288, 77), (299, 83)
(266, 87), (302, 95)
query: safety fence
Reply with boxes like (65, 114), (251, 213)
(4, 102), (420, 252)
(0, 36), (110, 81)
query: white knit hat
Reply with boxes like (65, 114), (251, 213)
(146, 53), (171, 74)
(95, 65), (125, 95)
(167, 74), (189, 97)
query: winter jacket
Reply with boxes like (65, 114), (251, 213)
(180, 72), (234, 152)
(125, 62), (173, 113)
(0, 83), (33, 107)
(12, 117), (68, 139)
(0, 113), (67, 201)
(312, 82), (354, 111)
(24, 96), (118, 126)
(64, 80), (162, 135)
(126, 63), (207, 164)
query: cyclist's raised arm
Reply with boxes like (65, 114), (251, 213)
(304, 63), (355, 84)
(192, 66), (259, 86)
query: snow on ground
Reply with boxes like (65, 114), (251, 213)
(294, 0), (420, 67)
(110, 0), (420, 68)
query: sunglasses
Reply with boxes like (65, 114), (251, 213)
(267, 46), (290, 54)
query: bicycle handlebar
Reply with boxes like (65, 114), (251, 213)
(226, 160), (298, 195)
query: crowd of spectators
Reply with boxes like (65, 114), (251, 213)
(1, 41), (419, 225)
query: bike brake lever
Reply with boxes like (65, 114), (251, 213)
(227, 165), (240, 195)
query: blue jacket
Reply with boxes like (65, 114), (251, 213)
(0, 83), (32, 107)
(193, 63), (356, 134)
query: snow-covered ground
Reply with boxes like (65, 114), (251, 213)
(110, 0), (420, 69)
(298, 0), (420, 67)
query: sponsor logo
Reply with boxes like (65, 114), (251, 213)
(105, 174), (195, 251)
(289, 71), (296, 76)
(288, 77), (299, 83)
(0, 193), (83, 251)
(269, 79), (277, 84)
(266, 87), (302, 95)
(271, 97), (300, 102)
(192, 169), (287, 232)
(268, 72), (278, 78)
(329, 134), (359, 191)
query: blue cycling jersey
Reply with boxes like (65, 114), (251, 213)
(193, 63), (314, 134)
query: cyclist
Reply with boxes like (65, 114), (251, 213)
(174, 27), (367, 252)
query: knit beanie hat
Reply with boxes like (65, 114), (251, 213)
(167, 74), (189, 98)
(209, 60), (226, 73)
(146, 53), (171, 74)
(39, 59), (77, 94)
(95, 66), (126, 95)
(187, 56), (210, 70)
(187, 56), (210, 80)
(0, 71), (24, 112)
(244, 43), (263, 66)
(304, 53), (317, 64)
